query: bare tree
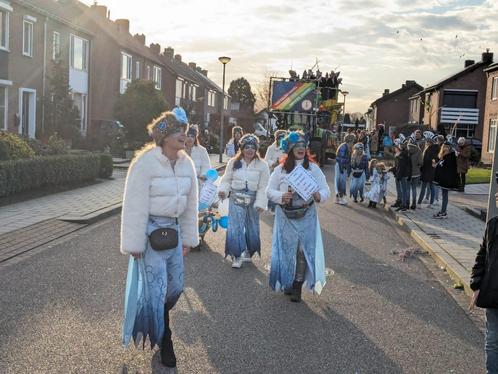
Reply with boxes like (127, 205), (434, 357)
(254, 71), (280, 112)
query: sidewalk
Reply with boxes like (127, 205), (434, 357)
(0, 154), (226, 237)
(385, 179), (485, 295)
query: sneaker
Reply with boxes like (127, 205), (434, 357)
(232, 257), (242, 269)
(433, 201), (440, 207)
(241, 250), (252, 263)
(338, 198), (348, 205)
(433, 212), (448, 219)
(410, 204), (416, 210)
(335, 196), (341, 204)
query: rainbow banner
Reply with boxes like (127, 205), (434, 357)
(271, 81), (316, 111)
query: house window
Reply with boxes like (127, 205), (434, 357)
(175, 78), (183, 106)
(153, 66), (161, 90)
(135, 60), (140, 79)
(146, 65), (151, 80)
(0, 85), (7, 130)
(489, 119), (498, 153)
(23, 20), (33, 57)
(70, 35), (88, 71)
(0, 9), (9, 50)
(492, 77), (498, 101)
(73, 92), (87, 134)
(52, 31), (60, 60)
(191, 85), (197, 101)
(120, 52), (132, 94)
(223, 96), (229, 110)
(208, 91), (216, 107)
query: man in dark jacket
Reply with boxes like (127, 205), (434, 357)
(391, 140), (412, 212)
(471, 199), (498, 373)
(418, 137), (439, 207)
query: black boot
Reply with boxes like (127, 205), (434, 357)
(290, 281), (303, 303)
(161, 306), (176, 368)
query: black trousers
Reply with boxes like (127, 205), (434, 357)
(458, 173), (466, 190)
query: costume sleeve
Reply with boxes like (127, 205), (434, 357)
(264, 145), (275, 164)
(219, 159), (234, 195)
(179, 160), (199, 248)
(470, 221), (490, 291)
(120, 158), (150, 255)
(266, 166), (284, 204)
(313, 164), (330, 203)
(199, 146), (212, 176)
(254, 160), (270, 210)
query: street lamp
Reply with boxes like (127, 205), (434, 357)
(340, 90), (349, 134)
(218, 56), (231, 163)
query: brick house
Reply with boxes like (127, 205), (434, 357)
(1, 0), (93, 138)
(409, 51), (494, 139)
(480, 63), (498, 164)
(370, 80), (423, 135)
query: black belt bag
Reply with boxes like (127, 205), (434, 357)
(282, 201), (314, 219)
(352, 171), (364, 178)
(149, 218), (179, 251)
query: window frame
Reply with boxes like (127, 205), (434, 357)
(0, 7), (10, 51)
(52, 31), (60, 60)
(492, 77), (498, 101)
(135, 60), (140, 80)
(22, 19), (34, 57)
(0, 84), (8, 131)
(70, 34), (88, 71)
(489, 119), (498, 153)
(153, 66), (161, 90)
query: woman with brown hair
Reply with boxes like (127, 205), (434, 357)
(433, 141), (458, 219)
(267, 131), (330, 302)
(121, 108), (198, 368)
(218, 134), (270, 269)
(185, 124), (211, 180)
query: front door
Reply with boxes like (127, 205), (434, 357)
(19, 89), (36, 138)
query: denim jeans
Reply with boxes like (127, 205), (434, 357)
(396, 177), (409, 206)
(441, 188), (449, 214)
(486, 308), (498, 374)
(408, 176), (420, 206)
(418, 182), (435, 205)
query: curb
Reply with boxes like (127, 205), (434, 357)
(463, 206), (486, 222)
(384, 200), (473, 296)
(58, 163), (227, 225)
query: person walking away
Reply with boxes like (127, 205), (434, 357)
(225, 126), (243, 157)
(370, 129), (379, 157)
(350, 142), (369, 203)
(265, 130), (287, 173)
(470, 193), (498, 374)
(431, 134), (446, 204)
(392, 139), (411, 211)
(456, 137), (471, 192)
(407, 136), (423, 209)
(335, 133), (356, 205)
(418, 133), (439, 208)
(366, 162), (389, 208)
(218, 134), (270, 268)
(433, 141), (458, 219)
(266, 131), (330, 302)
(121, 109), (198, 368)
(185, 125), (211, 182)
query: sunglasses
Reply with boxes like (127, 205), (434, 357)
(243, 144), (257, 150)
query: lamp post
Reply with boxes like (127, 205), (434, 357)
(340, 90), (349, 135)
(218, 56), (231, 164)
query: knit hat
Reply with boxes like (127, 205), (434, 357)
(457, 137), (466, 145)
(274, 129), (287, 140)
(239, 134), (259, 149)
(280, 131), (307, 152)
(232, 126), (243, 136)
(354, 142), (364, 151)
(187, 124), (199, 137)
(148, 111), (188, 140)
(344, 133), (356, 144)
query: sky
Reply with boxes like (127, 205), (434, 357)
(83, 0), (498, 114)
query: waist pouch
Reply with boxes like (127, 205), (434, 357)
(352, 170), (364, 178)
(283, 202), (314, 219)
(148, 218), (179, 251)
(233, 192), (253, 207)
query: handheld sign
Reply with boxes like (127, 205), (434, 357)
(286, 165), (319, 201)
(199, 181), (218, 210)
(226, 143), (235, 157)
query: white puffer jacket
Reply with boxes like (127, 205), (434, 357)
(264, 143), (284, 171)
(219, 157), (270, 210)
(120, 146), (199, 254)
(266, 160), (330, 205)
(189, 145), (211, 177)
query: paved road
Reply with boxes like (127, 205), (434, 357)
(0, 165), (485, 373)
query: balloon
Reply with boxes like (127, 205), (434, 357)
(199, 202), (209, 211)
(204, 169), (218, 182)
(219, 216), (229, 229)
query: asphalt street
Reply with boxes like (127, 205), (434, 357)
(0, 165), (485, 373)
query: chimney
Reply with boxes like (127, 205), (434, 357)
(149, 43), (161, 54)
(163, 47), (174, 59)
(482, 49), (494, 65)
(201, 69), (208, 76)
(405, 80), (415, 86)
(115, 19), (130, 34)
(174, 54), (182, 62)
(90, 3), (107, 18)
(465, 59), (475, 68)
(188, 62), (196, 70)
(383, 89), (390, 96)
(134, 33), (145, 45)
(196, 67), (202, 72)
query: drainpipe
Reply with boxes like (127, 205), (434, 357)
(41, 16), (48, 135)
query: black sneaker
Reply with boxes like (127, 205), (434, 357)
(400, 205), (408, 212)
(410, 204), (416, 210)
(433, 212), (448, 219)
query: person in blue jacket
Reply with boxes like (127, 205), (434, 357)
(335, 133), (356, 205)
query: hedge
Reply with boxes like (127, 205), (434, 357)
(0, 153), (102, 197)
(0, 131), (35, 161)
(98, 153), (114, 179)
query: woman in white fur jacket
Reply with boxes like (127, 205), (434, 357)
(264, 129), (287, 173)
(185, 125), (211, 180)
(120, 109), (198, 368)
(218, 134), (270, 269)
